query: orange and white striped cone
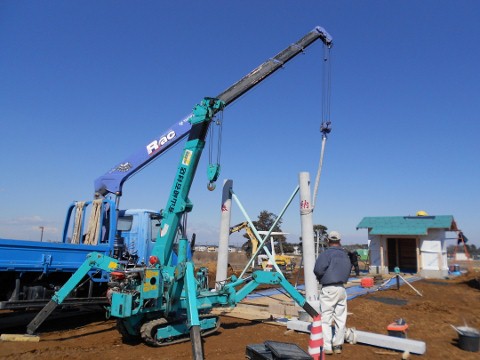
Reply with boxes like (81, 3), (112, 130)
(308, 314), (324, 360)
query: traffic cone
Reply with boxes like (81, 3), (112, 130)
(308, 314), (324, 360)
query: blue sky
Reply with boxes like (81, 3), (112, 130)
(1, 1), (479, 247)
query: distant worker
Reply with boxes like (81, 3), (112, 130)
(348, 249), (360, 277)
(313, 231), (351, 355)
(457, 231), (468, 244)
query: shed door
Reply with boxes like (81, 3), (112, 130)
(387, 238), (417, 273)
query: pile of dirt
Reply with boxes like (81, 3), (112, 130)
(1, 271), (479, 359)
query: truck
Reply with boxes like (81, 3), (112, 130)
(11, 26), (333, 359)
(0, 204), (162, 310)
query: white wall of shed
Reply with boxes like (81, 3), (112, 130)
(367, 234), (388, 274)
(419, 229), (448, 272)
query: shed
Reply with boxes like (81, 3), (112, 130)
(357, 214), (458, 278)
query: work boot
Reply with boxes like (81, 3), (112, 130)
(324, 348), (333, 355)
(333, 345), (342, 354)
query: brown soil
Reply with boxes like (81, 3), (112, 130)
(1, 269), (479, 360)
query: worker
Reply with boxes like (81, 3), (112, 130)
(457, 231), (468, 244)
(313, 231), (351, 355)
(348, 249), (360, 277)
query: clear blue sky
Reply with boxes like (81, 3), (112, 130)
(1, 1), (479, 247)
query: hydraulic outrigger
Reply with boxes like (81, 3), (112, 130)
(26, 26), (333, 360)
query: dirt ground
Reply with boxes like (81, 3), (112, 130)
(0, 268), (479, 359)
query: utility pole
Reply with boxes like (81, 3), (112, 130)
(39, 226), (44, 242)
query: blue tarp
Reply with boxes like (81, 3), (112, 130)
(245, 276), (423, 300)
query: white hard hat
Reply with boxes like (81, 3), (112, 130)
(328, 231), (341, 242)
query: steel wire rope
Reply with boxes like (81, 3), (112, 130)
(207, 110), (224, 185)
(312, 45), (332, 209)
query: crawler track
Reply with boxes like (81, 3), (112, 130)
(140, 315), (221, 347)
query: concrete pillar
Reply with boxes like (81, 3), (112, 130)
(299, 172), (319, 304)
(215, 179), (233, 290)
(345, 328), (426, 355)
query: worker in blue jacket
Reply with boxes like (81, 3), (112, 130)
(313, 231), (351, 355)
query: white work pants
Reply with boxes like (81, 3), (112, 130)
(319, 285), (347, 351)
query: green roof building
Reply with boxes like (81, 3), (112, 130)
(357, 213), (458, 278)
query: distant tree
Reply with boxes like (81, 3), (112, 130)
(296, 224), (329, 255)
(313, 224), (327, 236)
(467, 244), (478, 256)
(299, 224), (328, 243)
(282, 242), (296, 253)
(313, 224), (328, 244)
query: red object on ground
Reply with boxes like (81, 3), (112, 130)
(387, 322), (409, 338)
(360, 277), (374, 288)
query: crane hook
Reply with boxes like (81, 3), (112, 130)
(207, 182), (216, 191)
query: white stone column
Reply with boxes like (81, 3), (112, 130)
(299, 172), (319, 304)
(215, 179), (233, 290)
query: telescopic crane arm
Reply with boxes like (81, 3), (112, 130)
(94, 26), (332, 201)
(216, 26), (332, 106)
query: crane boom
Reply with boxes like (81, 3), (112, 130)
(217, 26), (332, 106)
(94, 26), (332, 198)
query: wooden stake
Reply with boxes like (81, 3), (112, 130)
(1, 333), (40, 342)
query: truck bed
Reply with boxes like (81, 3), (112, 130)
(0, 238), (113, 310)
(0, 238), (111, 272)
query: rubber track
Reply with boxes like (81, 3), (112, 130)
(140, 315), (221, 347)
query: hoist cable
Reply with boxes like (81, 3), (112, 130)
(208, 122), (214, 165)
(312, 45), (332, 209)
(322, 45), (332, 125)
(208, 110), (223, 167)
(216, 110), (223, 165)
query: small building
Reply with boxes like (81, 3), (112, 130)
(357, 213), (458, 278)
